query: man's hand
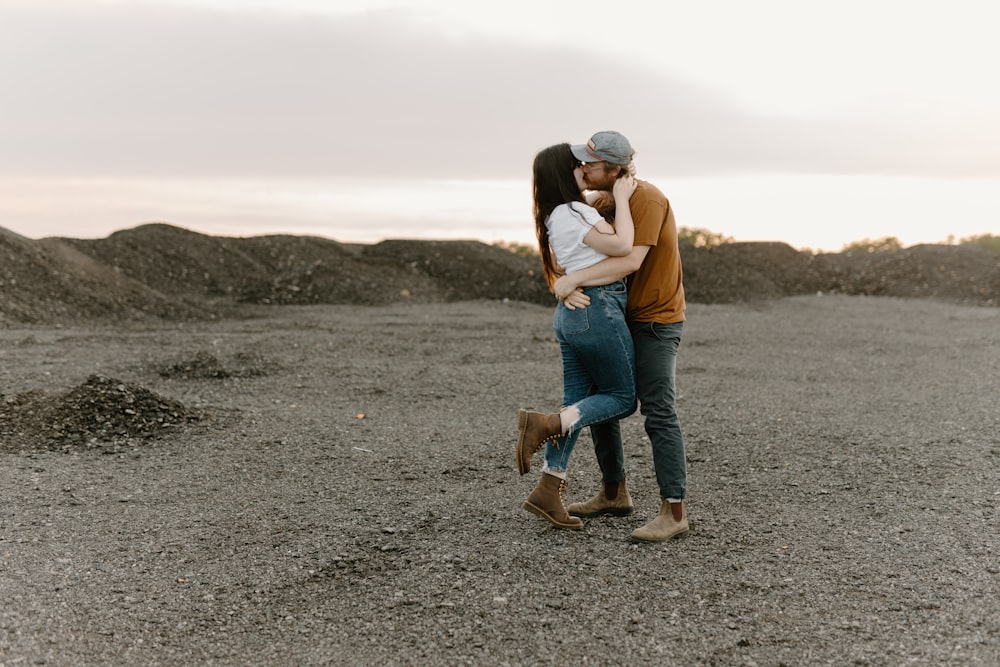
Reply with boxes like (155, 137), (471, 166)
(561, 289), (590, 310)
(554, 274), (590, 309)
(553, 274), (579, 301)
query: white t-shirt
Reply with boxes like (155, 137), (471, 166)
(546, 202), (608, 275)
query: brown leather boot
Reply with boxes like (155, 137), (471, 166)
(516, 409), (562, 475)
(522, 473), (583, 529)
(566, 478), (634, 518)
(630, 499), (689, 542)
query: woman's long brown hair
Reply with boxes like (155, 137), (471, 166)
(532, 143), (586, 290)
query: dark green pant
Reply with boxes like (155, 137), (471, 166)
(589, 321), (687, 500)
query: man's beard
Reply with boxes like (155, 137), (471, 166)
(586, 173), (617, 191)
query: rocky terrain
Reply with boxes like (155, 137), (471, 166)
(1, 223), (998, 666)
(2, 223), (998, 326)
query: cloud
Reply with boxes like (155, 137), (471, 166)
(1, 2), (997, 181)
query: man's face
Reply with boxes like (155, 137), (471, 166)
(580, 161), (620, 190)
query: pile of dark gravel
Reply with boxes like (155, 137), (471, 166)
(156, 350), (275, 380)
(0, 374), (201, 451)
(1, 223), (997, 326)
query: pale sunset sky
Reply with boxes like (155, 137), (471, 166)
(1, 0), (998, 251)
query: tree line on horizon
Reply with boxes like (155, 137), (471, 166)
(496, 230), (1000, 256)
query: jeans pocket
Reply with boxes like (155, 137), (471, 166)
(558, 304), (591, 335)
(649, 321), (684, 344)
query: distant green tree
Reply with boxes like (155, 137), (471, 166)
(841, 236), (903, 253)
(678, 227), (734, 248)
(959, 233), (1000, 252)
(501, 226), (738, 255)
(494, 240), (538, 257)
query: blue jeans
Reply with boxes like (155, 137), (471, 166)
(543, 280), (637, 473)
(589, 321), (687, 499)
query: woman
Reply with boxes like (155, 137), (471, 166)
(516, 143), (638, 529)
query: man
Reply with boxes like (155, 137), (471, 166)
(554, 130), (689, 542)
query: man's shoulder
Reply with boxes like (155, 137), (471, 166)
(634, 180), (670, 218)
(636, 179), (668, 204)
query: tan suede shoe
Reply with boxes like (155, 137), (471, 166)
(566, 478), (634, 518)
(630, 499), (689, 542)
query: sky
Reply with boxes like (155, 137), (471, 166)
(1, 0), (998, 252)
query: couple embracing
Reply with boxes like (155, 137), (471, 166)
(517, 131), (689, 542)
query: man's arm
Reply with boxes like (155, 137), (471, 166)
(553, 245), (650, 303)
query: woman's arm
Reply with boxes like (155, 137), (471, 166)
(580, 176), (636, 257)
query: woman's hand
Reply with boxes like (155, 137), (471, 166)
(612, 175), (637, 202)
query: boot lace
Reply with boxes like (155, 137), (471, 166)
(532, 434), (559, 455)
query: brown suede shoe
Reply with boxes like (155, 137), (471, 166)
(629, 499), (689, 542)
(567, 478), (634, 518)
(516, 409), (562, 476)
(523, 473), (583, 530)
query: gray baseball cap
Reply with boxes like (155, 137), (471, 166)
(571, 131), (634, 165)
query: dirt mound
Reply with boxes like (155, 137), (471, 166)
(0, 374), (201, 451)
(363, 239), (550, 304)
(234, 241), (449, 306)
(681, 242), (827, 303)
(59, 224), (261, 297)
(46, 224), (545, 311)
(816, 244), (1000, 304)
(156, 350), (275, 379)
(63, 225), (367, 301)
(1, 226), (203, 323)
(1, 223), (997, 324)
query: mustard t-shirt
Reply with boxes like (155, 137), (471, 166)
(595, 180), (685, 324)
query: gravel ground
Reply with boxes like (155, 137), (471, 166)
(1, 295), (998, 666)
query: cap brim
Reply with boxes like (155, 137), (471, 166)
(571, 144), (598, 162)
